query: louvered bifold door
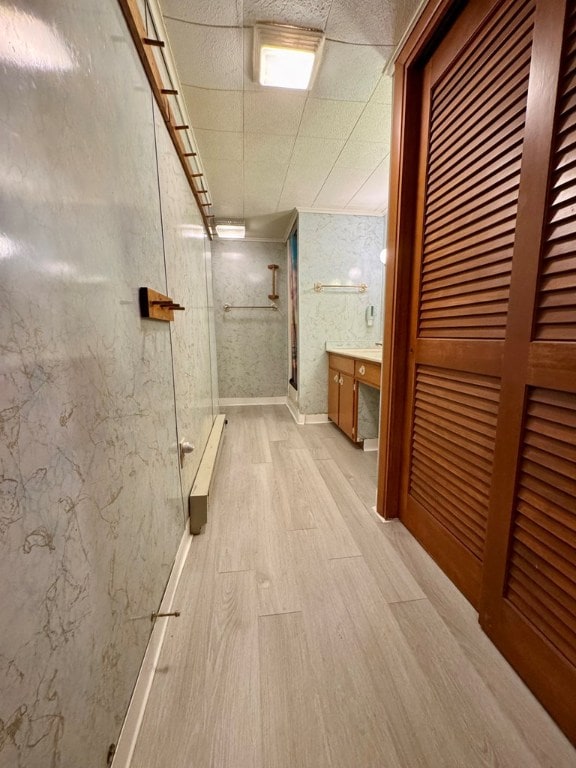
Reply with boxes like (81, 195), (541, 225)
(401, 0), (536, 606)
(480, 0), (576, 744)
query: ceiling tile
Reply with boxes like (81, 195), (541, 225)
(348, 158), (391, 211)
(369, 74), (394, 105)
(194, 129), (243, 162)
(325, 0), (392, 45)
(245, 166), (285, 214)
(203, 158), (243, 203)
(389, 0), (424, 44)
(326, 0), (422, 45)
(299, 98), (365, 140)
(290, 136), (345, 170)
(242, 28), (258, 91)
(326, 0), (421, 46)
(244, 163), (287, 196)
(244, 211), (295, 239)
(333, 140), (388, 173)
(244, 161), (288, 216)
(348, 102), (393, 144)
(278, 186), (320, 209)
(182, 87), (243, 132)
(165, 18), (243, 90)
(244, 133), (295, 167)
(242, 0), (332, 30)
(279, 161), (336, 207)
(244, 91), (307, 135)
(215, 201), (245, 219)
(311, 41), (392, 101)
(314, 167), (372, 208)
(162, 0), (241, 25)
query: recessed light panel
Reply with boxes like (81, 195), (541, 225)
(215, 221), (246, 239)
(253, 23), (324, 91)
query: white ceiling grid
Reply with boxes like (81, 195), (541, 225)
(160, 0), (421, 238)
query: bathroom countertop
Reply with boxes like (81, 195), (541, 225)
(325, 345), (382, 364)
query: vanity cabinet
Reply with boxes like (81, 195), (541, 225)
(354, 360), (380, 388)
(328, 354), (356, 441)
(328, 350), (380, 443)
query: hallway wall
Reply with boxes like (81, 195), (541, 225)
(212, 240), (288, 400)
(0, 2), (216, 767)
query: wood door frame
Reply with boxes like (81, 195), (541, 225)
(377, 0), (466, 518)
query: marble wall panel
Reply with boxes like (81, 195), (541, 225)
(297, 213), (385, 414)
(212, 241), (288, 399)
(0, 1), (215, 766)
(357, 383), (380, 440)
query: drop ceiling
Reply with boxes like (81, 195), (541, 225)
(158, 0), (423, 239)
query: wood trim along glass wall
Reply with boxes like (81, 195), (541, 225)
(377, 0), (576, 745)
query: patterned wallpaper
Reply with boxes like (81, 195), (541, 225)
(297, 213), (385, 414)
(0, 2), (216, 766)
(212, 240), (288, 399)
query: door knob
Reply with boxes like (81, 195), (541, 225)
(179, 440), (194, 468)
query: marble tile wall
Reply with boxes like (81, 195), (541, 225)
(297, 212), (385, 414)
(212, 240), (288, 399)
(0, 2), (215, 767)
(357, 383), (381, 440)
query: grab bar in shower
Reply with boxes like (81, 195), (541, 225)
(223, 303), (278, 312)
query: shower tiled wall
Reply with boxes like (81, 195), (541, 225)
(212, 240), (288, 399)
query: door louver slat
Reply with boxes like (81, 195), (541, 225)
(506, 388), (576, 669)
(419, 0), (534, 339)
(537, 7), (576, 341)
(409, 366), (500, 561)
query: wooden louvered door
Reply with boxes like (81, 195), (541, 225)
(480, 0), (576, 743)
(400, 0), (536, 606)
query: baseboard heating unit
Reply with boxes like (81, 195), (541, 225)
(189, 414), (226, 534)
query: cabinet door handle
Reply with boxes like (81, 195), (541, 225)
(339, 377), (344, 385)
(359, 365), (366, 375)
(333, 373), (339, 383)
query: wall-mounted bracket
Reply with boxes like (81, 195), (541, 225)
(139, 287), (185, 322)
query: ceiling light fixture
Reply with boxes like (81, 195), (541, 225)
(215, 220), (246, 239)
(253, 22), (324, 90)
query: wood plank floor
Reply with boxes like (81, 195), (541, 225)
(130, 405), (576, 768)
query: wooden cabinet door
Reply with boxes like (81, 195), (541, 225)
(328, 368), (340, 425)
(400, 0), (536, 607)
(479, 0), (576, 743)
(338, 373), (356, 441)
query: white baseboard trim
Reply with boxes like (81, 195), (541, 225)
(219, 396), (287, 406)
(362, 438), (379, 452)
(285, 400), (330, 425)
(304, 413), (329, 424)
(111, 527), (192, 768)
(286, 397), (305, 424)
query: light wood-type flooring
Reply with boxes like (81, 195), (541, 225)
(130, 405), (575, 768)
